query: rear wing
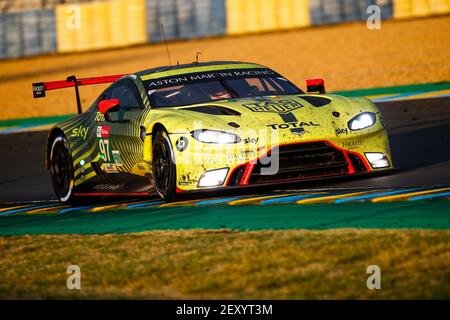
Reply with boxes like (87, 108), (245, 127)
(32, 74), (126, 114)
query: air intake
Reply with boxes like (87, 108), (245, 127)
(299, 96), (332, 107)
(183, 106), (241, 115)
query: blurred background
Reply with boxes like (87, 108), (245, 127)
(1, 0), (448, 57)
(0, 0), (449, 120)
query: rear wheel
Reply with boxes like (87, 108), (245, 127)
(49, 135), (75, 203)
(152, 129), (176, 200)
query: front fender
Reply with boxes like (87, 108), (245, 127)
(142, 110), (234, 163)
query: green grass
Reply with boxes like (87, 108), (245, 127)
(0, 229), (449, 299)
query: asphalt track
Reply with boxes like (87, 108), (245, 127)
(0, 97), (449, 234)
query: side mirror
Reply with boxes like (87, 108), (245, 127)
(98, 99), (119, 114)
(306, 79), (326, 94)
(98, 99), (129, 123)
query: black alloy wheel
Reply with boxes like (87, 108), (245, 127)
(49, 135), (75, 203)
(152, 129), (176, 200)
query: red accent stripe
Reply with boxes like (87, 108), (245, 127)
(176, 187), (185, 193)
(44, 74), (126, 91)
(225, 139), (372, 187)
(74, 192), (149, 197)
(225, 164), (245, 186)
(240, 162), (256, 185)
(343, 151), (356, 174)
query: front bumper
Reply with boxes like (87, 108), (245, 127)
(224, 140), (373, 187)
(174, 132), (393, 192)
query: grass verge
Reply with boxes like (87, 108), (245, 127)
(0, 229), (449, 299)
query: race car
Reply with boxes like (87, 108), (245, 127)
(32, 61), (393, 203)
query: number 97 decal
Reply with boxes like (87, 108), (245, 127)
(99, 139), (111, 162)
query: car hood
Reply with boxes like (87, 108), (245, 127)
(152, 94), (377, 142)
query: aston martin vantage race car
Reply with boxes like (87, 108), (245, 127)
(33, 61), (392, 203)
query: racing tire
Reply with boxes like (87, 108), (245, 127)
(49, 134), (76, 203)
(152, 129), (177, 201)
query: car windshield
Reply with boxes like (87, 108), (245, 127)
(144, 70), (303, 108)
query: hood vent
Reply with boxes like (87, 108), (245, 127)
(299, 96), (332, 107)
(183, 105), (241, 116)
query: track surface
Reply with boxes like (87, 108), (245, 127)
(1, 97), (449, 202)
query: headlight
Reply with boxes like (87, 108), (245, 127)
(348, 112), (376, 131)
(365, 152), (390, 169)
(198, 168), (229, 187)
(191, 129), (241, 144)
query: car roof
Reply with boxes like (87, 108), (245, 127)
(136, 61), (269, 80)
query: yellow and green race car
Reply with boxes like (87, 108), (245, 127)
(33, 61), (393, 203)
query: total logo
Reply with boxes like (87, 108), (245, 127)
(267, 121), (320, 130)
(96, 126), (110, 138)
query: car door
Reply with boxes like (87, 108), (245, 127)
(96, 79), (148, 181)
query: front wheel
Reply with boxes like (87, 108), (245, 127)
(49, 135), (76, 203)
(152, 129), (177, 200)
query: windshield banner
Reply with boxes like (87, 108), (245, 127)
(142, 68), (280, 89)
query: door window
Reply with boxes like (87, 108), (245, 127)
(109, 80), (143, 109)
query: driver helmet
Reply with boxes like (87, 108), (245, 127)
(209, 89), (232, 100)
